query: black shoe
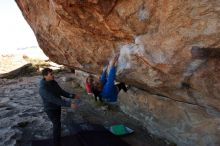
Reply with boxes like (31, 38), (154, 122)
(116, 82), (128, 92)
(121, 83), (128, 92)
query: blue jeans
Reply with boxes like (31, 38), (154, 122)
(46, 109), (61, 146)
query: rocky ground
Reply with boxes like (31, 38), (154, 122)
(0, 70), (175, 146)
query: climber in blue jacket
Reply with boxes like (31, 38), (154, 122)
(87, 54), (128, 102)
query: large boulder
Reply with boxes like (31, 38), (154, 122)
(16, 0), (220, 145)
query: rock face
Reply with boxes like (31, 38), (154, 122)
(16, 0), (220, 146)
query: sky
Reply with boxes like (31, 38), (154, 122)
(0, 0), (38, 51)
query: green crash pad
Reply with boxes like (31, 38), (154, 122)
(109, 124), (134, 136)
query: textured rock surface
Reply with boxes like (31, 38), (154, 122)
(16, 0), (220, 145)
(119, 88), (220, 146)
(0, 76), (51, 146)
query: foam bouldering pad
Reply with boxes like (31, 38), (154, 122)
(108, 124), (134, 136)
(32, 129), (130, 146)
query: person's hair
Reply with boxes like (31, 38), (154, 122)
(86, 75), (94, 84)
(42, 68), (53, 76)
(86, 75), (102, 96)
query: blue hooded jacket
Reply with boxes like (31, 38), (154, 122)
(39, 79), (74, 111)
(99, 66), (118, 102)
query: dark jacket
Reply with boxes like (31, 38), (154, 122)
(99, 66), (118, 102)
(39, 79), (75, 111)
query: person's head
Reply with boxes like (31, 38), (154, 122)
(86, 75), (94, 85)
(86, 75), (103, 93)
(42, 68), (54, 81)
